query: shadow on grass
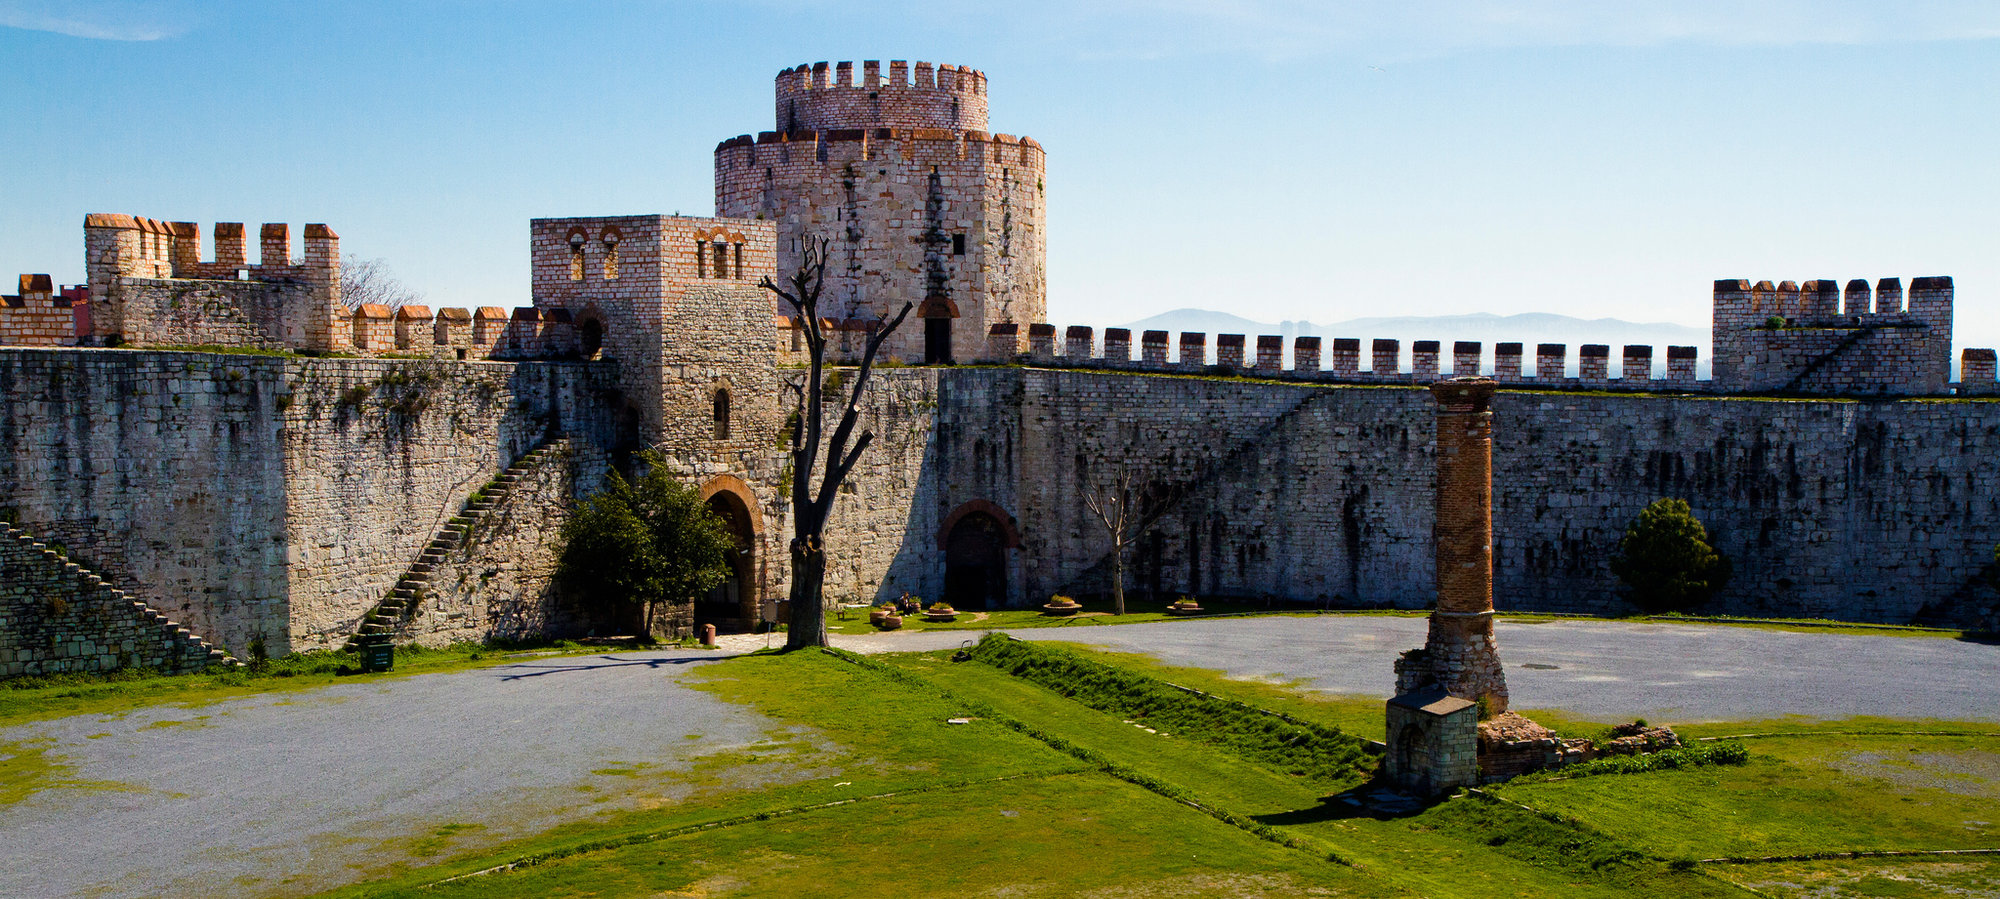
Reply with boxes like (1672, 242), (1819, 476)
(494, 653), (729, 680)
(1252, 774), (1438, 824)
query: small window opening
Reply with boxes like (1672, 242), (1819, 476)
(713, 242), (729, 279)
(696, 240), (707, 278)
(713, 389), (731, 439)
(601, 230), (620, 280)
(952, 233), (966, 255)
(568, 232), (586, 281)
(733, 243), (744, 279)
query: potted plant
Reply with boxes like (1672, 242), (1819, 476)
(1166, 596), (1204, 616)
(923, 601), (957, 622)
(875, 608), (903, 630)
(868, 604), (894, 626)
(1042, 594), (1082, 617)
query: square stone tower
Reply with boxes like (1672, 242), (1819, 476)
(528, 214), (780, 454)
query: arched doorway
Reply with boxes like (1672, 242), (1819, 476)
(945, 512), (1006, 609)
(698, 476), (760, 633)
(1392, 725), (1431, 796)
(579, 317), (603, 359)
(938, 500), (1021, 610)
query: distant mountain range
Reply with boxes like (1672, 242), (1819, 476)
(1120, 309), (1707, 351)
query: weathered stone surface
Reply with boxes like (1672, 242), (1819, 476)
(0, 349), (622, 654)
(0, 521), (227, 676)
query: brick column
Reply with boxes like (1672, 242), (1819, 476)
(1406, 376), (1509, 713)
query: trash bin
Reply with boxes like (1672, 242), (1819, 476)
(358, 637), (395, 673)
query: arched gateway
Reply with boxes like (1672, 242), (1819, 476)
(938, 500), (1021, 610)
(698, 475), (761, 633)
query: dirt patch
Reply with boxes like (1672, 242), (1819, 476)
(1832, 749), (2000, 798)
(1726, 858), (2000, 898)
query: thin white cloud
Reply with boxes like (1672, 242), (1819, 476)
(1044, 0), (2000, 61)
(0, 0), (196, 41)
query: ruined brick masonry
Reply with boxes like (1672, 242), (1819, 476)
(1394, 378), (1509, 714)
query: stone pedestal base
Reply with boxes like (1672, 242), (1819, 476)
(1384, 688), (1479, 797)
(1394, 611), (1509, 714)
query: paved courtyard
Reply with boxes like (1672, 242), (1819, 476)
(833, 615), (2000, 723)
(0, 650), (767, 899)
(5, 616), (1996, 897)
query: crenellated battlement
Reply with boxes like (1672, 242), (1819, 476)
(979, 322), (1709, 390)
(83, 214), (339, 285)
(75, 214), (344, 351)
(1712, 274), (1955, 395)
(714, 127), (1044, 171)
(0, 275), (88, 347)
(775, 61), (989, 133)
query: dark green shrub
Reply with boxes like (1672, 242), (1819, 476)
(1609, 498), (1731, 613)
(557, 451), (735, 637)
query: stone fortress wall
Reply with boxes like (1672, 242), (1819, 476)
(818, 367), (2000, 632)
(0, 348), (623, 656)
(716, 60), (1047, 365)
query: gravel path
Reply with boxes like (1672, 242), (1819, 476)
(831, 615), (2000, 723)
(0, 649), (768, 899)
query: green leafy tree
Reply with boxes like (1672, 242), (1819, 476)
(557, 452), (737, 638)
(1609, 498), (1732, 613)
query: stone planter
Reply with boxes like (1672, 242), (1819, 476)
(1041, 602), (1081, 617)
(1165, 604), (1203, 616)
(923, 609), (957, 622)
(875, 615), (903, 631)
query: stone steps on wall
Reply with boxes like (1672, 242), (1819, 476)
(0, 521), (239, 676)
(1055, 387), (1337, 598)
(341, 438), (570, 652)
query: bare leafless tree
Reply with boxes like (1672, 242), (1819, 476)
(1081, 463), (1180, 615)
(761, 236), (912, 649)
(339, 254), (423, 310)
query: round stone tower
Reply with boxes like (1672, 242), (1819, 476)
(715, 60), (1047, 364)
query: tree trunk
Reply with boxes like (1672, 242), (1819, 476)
(786, 535), (827, 650)
(1110, 545), (1126, 616)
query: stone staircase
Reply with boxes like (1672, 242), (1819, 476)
(1056, 387), (1336, 598)
(344, 438), (567, 650)
(1, 522), (237, 676)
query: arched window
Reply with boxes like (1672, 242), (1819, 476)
(567, 230), (586, 281)
(713, 388), (731, 439)
(712, 242), (729, 279)
(601, 228), (621, 280)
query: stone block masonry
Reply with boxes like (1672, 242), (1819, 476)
(0, 276), (86, 346)
(0, 521), (230, 677)
(0, 349), (623, 655)
(394, 438), (615, 647)
(824, 367), (2000, 631)
(716, 61), (1047, 365)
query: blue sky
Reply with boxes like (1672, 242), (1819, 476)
(2, 2), (1996, 346)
